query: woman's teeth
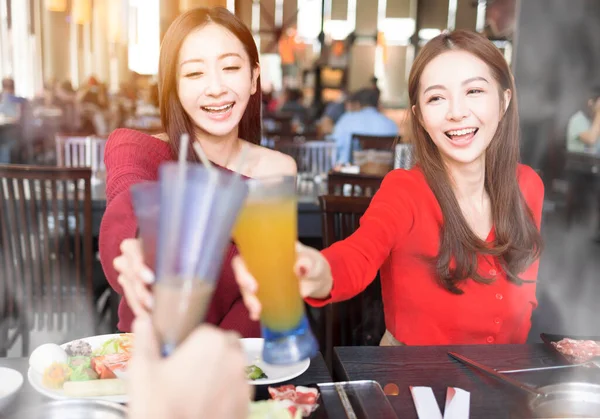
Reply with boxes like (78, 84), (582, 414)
(202, 103), (234, 113)
(445, 128), (477, 139)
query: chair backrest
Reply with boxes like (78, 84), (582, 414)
(319, 195), (371, 246)
(275, 140), (337, 176)
(0, 164), (95, 355)
(55, 134), (107, 174)
(317, 195), (385, 370)
(327, 171), (384, 197)
(352, 134), (398, 154)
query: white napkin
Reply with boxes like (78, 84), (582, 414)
(410, 386), (443, 419)
(443, 387), (470, 419)
(409, 386), (470, 419)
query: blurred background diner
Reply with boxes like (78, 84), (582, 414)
(0, 0), (598, 381)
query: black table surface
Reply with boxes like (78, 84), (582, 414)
(334, 344), (600, 419)
(0, 352), (331, 418)
(88, 180), (322, 238)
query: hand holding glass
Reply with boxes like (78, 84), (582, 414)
(152, 163), (248, 356)
(233, 175), (318, 364)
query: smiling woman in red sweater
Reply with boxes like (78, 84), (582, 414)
(235, 30), (544, 346)
(100, 8), (295, 335)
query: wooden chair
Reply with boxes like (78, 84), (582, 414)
(327, 172), (384, 197)
(0, 165), (97, 356)
(351, 134), (399, 156)
(316, 195), (386, 370)
(564, 152), (600, 225)
(55, 134), (107, 175)
(275, 140), (337, 176)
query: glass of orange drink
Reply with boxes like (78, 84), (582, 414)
(234, 175), (318, 364)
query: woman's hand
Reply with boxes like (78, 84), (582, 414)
(128, 315), (252, 419)
(112, 238), (155, 317)
(232, 242), (333, 321)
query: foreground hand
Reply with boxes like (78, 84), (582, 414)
(232, 242), (333, 321)
(112, 238), (154, 317)
(128, 315), (252, 419)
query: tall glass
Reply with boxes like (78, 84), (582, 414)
(153, 163), (248, 356)
(130, 181), (160, 271)
(233, 176), (318, 365)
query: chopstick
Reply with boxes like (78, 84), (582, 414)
(334, 383), (358, 419)
(448, 352), (546, 398)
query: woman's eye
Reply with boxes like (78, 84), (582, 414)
(184, 72), (203, 78)
(224, 66), (241, 71)
(468, 88), (484, 95)
(427, 96), (442, 103)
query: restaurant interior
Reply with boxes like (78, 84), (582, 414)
(0, 0), (599, 417)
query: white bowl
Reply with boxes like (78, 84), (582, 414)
(0, 367), (24, 412)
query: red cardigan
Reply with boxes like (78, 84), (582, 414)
(306, 165), (544, 345)
(99, 128), (260, 337)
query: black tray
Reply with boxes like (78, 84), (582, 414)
(541, 333), (600, 365)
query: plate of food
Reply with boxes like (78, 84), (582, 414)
(541, 333), (600, 367)
(242, 338), (310, 385)
(27, 334), (133, 403)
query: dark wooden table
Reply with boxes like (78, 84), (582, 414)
(334, 344), (600, 419)
(566, 151), (600, 175)
(88, 180), (322, 239)
(0, 352), (330, 417)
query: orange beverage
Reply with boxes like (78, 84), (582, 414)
(234, 197), (304, 332)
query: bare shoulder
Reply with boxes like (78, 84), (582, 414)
(243, 142), (297, 178)
(152, 133), (169, 143)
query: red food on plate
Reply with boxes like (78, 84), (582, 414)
(552, 338), (600, 363)
(91, 358), (117, 379)
(268, 385), (320, 417)
(93, 353), (131, 372)
(268, 384), (297, 401)
(295, 386), (319, 405)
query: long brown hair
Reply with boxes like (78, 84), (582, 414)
(158, 7), (262, 161)
(408, 30), (543, 294)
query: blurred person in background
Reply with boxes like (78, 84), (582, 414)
(317, 90), (356, 136)
(567, 85), (600, 153)
(279, 87), (308, 128)
(331, 88), (398, 164)
(369, 75), (381, 102)
(566, 85), (600, 242)
(0, 78), (26, 120)
(78, 76), (109, 135)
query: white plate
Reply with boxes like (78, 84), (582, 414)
(28, 334), (128, 403)
(0, 367), (24, 412)
(242, 338), (310, 385)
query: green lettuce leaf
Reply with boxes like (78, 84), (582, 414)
(92, 338), (120, 356)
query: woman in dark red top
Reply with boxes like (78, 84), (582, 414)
(101, 8), (295, 334)
(235, 30), (545, 345)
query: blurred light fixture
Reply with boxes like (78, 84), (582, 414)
(72, 0), (92, 25)
(128, 0), (160, 75)
(325, 20), (353, 41)
(107, 0), (122, 43)
(46, 0), (67, 12)
(418, 28), (441, 40)
(380, 18), (415, 42)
